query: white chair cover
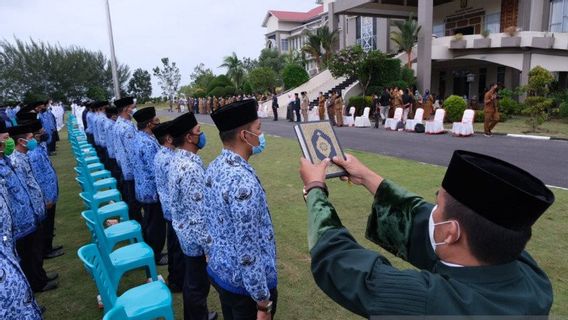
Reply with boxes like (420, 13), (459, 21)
(451, 109), (475, 136)
(257, 102), (269, 118)
(405, 108), (424, 131)
(343, 107), (356, 126)
(385, 108), (403, 130)
(308, 106), (320, 122)
(355, 107), (371, 127)
(425, 109), (446, 134)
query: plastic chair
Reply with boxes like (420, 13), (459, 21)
(355, 107), (371, 127)
(425, 109), (446, 134)
(78, 244), (173, 319)
(343, 107), (356, 127)
(452, 109), (475, 136)
(385, 108), (403, 130)
(81, 210), (143, 252)
(405, 108), (425, 131)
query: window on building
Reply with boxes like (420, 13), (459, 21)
(549, 0), (568, 32)
(356, 16), (376, 52)
(433, 23), (445, 37)
(280, 39), (289, 52)
(485, 12), (501, 34)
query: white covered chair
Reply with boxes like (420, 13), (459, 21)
(308, 106), (320, 122)
(385, 108), (403, 130)
(451, 109), (475, 136)
(405, 108), (424, 131)
(425, 109), (446, 134)
(257, 102), (269, 118)
(343, 107), (356, 127)
(354, 107), (371, 127)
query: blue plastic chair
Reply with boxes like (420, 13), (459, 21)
(81, 211), (158, 289)
(77, 244), (173, 319)
(81, 210), (143, 251)
(79, 190), (122, 211)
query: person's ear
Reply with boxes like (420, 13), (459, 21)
(443, 221), (461, 245)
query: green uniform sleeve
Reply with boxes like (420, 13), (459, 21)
(365, 179), (438, 270)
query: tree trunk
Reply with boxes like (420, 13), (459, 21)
(407, 49), (412, 69)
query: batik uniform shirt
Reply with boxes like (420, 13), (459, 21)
(0, 156), (36, 239)
(92, 113), (102, 146)
(96, 114), (107, 148)
(0, 183), (42, 320)
(39, 111), (55, 144)
(132, 131), (159, 204)
(168, 149), (211, 256)
(205, 149), (277, 302)
(114, 117), (137, 181)
(28, 144), (58, 204)
(153, 146), (175, 221)
(85, 111), (95, 134)
(103, 118), (116, 159)
(9, 151), (45, 222)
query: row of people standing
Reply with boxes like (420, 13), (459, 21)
(286, 91), (345, 125)
(1, 100), (65, 319)
(372, 87), (438, 127)
(83, 97), (277, 320)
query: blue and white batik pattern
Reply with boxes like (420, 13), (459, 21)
(28, 144), (58, 204)
(0, 182), (42, 320)
(39, 111), (55, 145)
(0, 157), (36, 240)
(168, 149), (211, 257)
(153, 146), (175, 221)
(114, 117), (137, 181)
(95, 113), (107, 148)
(132, 131), (159, 204)
(103, 118), (116, 159)
(205, 149), (277, 302)
(9, 151), (45, 222)
(85, 111), (95, 134)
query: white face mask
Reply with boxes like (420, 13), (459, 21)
(428, 205), (461, 254)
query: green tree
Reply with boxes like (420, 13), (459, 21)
(152, 57), (181, 101)
(206, 75), (235, 97)
(248, 67), (278, 93)
(0, 38), (129, 101)
(258, 48), (285, 75)
(302, 30), (322, 71)
(242, 57), (259, 73)
(282, 64), (310, 89)
(318, 25), (339, 67)
(219, 52), (245, 90)
(187, 63), (215, 96)
(526, 66), (555, 97)
(390, 14), (421, 68)
(127, 68), (152, 103)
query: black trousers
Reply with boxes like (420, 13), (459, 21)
(184, 255), (211, 320)
(48, 138), (56, 153)
(86, 133), (94, 145)
(43, 204), (56, 254)
(122, 179), (142, 224)
(286, 105), (293, 121)
(142, 202), (166, 260)
(272, 106), (278, 120)
(294, 107), (301, 122)
(211, 280), (278, 320)
(167, 221), (185, 288)
(16, 225), (47, 291)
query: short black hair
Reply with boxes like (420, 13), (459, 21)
(219, 122), (252, 144)
(137, 119), (151, 130)
(442, 191), (531, 265)
(157, 134), (170, 146)
(172, 131), (190, 147)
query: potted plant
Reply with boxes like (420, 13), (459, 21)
(450, 33), (467, 49)
(474, 30), (492, 48)
(501, 26), (521, 47)
(532, 32), (555, 49)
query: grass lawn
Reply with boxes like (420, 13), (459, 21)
(36, 121), (568, 319)
(473, 116), (568, 139)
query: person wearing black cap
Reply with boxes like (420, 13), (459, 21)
(167, 112), (217, 320)
(0, 120), (44, 318)
(299, 150), (555, 316)
(113, 97), (142, 223)
(26, 118), (64, 260)
(37, 100), (57, 155)
(206, 99), (277, 320)
(153, 121), (186, 292)
(132, 107), (167, 266)
(7, 122), (59, 293)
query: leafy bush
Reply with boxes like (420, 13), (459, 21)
(443, 95), (467, 122)
(348, 96), (373, 116)
(522, 96), (554, 131)
(401, 66), (416, 88)
(386, 80), (409, 90)
(527, 66), (554, 96)
(281, 64), (309, 90)
(499, 97), (521, 120)
(207, 75), (233, 96)
(474, 110), (484, 123)
(559, 102), (568, 119)
(367, 86), (384, 96)
(248, 67), (278, 94)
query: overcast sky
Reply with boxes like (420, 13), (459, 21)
(0, 0), (317, 96)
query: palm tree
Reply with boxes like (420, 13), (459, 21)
(318, 25), (339, 66)
(301, 29), (323, 71)
(219, 52), (244, 90)
(390, 14), (421, 68)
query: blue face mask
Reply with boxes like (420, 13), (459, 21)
(24, 138), (38, 151)
(245, 131), (266, 155)
(196, 132), (207, 149)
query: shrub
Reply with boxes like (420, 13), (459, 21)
(558, 102), (568, 119)
(348, 96), (373, 116)
(522, 96), (554, 131)
(386, 80), (409, 90)
(401, 66), (416, 88)
(474, 110), (485, 123)
(282, 64), (310, 90)
(499, 97), (521, 120)
(443, 95), (467, 122)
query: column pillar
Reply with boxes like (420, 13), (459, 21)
(376, 18), (389, 52)
(417, 0), (433, 92)
(529, 0), (547, 31)
(519, 51), (532, 102)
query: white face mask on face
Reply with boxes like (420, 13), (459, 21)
(428, 205), (461, 254)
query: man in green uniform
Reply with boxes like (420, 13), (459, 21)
(299, 150), (554, 316)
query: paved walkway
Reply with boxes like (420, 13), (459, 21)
(159, 110), (568, 188)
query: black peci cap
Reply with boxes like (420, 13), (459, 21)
(211, 99), (258, 132)
(132, 107), (156, 123)
(169, 112), (198, 138)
